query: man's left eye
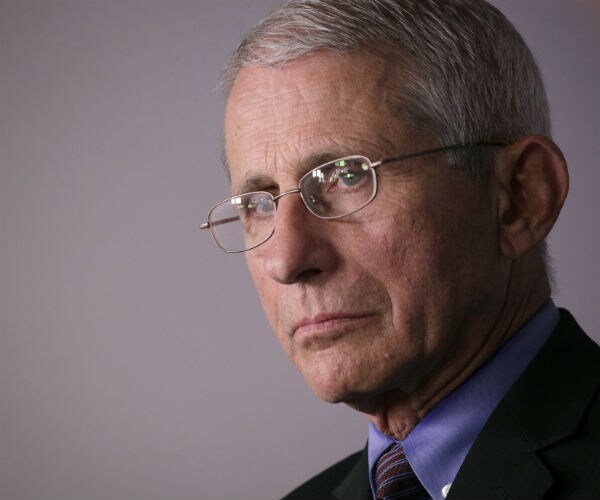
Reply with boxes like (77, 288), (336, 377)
(340, 169), (364, 186)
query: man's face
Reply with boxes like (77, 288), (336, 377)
(225, 52), (507, 405)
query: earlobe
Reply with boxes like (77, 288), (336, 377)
(495, 135), (569, 259)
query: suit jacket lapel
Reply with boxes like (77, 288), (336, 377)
(449, 310), (600, 499)
(448, 402), (554, 499)
(331, 446), (372, 500)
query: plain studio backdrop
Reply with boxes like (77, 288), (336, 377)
(1, 1), (598, 499)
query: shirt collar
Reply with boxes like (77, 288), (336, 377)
(368, 300), (559, 500)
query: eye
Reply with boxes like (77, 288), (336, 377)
(339, 168), (364, 186)
(333, 159), (370, 188)
(246, 193), (275, 215)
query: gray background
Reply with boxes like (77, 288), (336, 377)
(1, 1), (598, 499)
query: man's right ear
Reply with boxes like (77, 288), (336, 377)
(493, 135), (569, 260)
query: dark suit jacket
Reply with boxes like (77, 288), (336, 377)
(282, 310), (600, 499)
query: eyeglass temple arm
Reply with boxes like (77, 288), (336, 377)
(199, 214), (241, 230)
(372, 140), (508, 168)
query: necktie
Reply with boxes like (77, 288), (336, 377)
(374, 443), (430, 500)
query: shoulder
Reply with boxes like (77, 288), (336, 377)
(281, 449), (366, 500)
(501, 307), (600, 442)
(450, 309), (600, 499)
(535, 309), (600, 495)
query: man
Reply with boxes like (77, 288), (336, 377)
(201, 1), (600, 498)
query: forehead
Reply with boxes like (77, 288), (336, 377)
(224, 52), (411, 191)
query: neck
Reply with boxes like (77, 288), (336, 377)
(348, 252), (551, 440)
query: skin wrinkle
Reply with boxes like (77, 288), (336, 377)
(225, 47), (403, 179)
(225, 50), (554, 441)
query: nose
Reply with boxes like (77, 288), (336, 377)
(258, 192), (339, 285)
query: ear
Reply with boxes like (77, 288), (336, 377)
(494, 135), (569, 259)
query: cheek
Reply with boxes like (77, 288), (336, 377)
(377, 178), (494, 277)
(246, 257), (278, 324)
(353, 207), (423, 292)
(246, 255), (299, 359)
(362, 185), (497, 324)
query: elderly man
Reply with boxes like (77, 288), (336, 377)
(201, 0), (600, 498)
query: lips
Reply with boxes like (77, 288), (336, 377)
(292, 312), (374, 340)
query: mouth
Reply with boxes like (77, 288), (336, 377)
(292, 313), (374, 342)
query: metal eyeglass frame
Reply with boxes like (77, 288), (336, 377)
(200, 140), (508, 253)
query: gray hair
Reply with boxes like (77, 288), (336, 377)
(222, 0), (551, 175)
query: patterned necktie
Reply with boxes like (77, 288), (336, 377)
(374, 443), (430, 500)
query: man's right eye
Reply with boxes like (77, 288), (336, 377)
(256, 196), (275, 213)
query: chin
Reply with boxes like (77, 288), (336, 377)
(301, 360), (421, 410)
(295, 352), (388, 403)
(312, 386), (359, 405)
(301, 372), (357, 404)
(302, 369), (382, 405)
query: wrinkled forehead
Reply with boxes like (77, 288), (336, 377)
(223, 51), (406, 191)
(226, 51), (388, 114)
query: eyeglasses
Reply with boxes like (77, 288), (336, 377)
(200, 141), (507, 253)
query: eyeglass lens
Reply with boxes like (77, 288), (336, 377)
(208, 156), (376, 252)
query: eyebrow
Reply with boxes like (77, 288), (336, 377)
(234, 150), (353, 195)
(236, 173), (274, 195)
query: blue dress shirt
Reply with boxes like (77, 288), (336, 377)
(368, 301), (559, 500)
